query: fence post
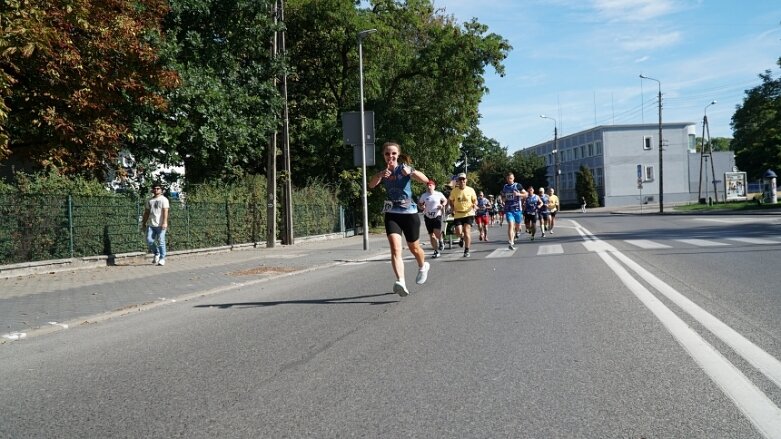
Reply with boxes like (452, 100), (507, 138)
(225, 201), (232, 246)
(339, 205), (345, 235)
(67, 195), (74, 258)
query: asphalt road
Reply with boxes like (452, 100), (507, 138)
(1, 213), (780, 438)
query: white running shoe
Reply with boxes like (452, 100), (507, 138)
(416, 262), (430, 284)
(152, 254), (160, 265)
(393, 281), (409, 297)
(157, 259), (166, 266)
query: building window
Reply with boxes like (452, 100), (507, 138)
(574, 148), (579, 160)
(596, 141), (603, 155)
(587, 143), (594, 157)
(580, 145), (586, 158)
(645, 165), (654, 181)
(595, 168), (603, 187)
(643, 136), (653, 150)
(688, 134), (696, 152)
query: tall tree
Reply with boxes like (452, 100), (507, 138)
(133, 0), (283, 184)
(576, 164), (599, 207)
(731, 58), (781, 179)
(1, 0), (177, 177)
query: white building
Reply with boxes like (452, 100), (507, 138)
(524, 123), (736, 207)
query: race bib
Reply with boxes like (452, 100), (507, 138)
(425, 210), (439, 219)
(383, 200), (394, 213)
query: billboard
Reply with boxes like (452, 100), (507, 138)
(724, 171), (747, 201)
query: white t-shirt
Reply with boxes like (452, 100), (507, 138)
(418, 190), (447, 219)
(146, 195), (170, 227)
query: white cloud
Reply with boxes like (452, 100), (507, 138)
(619, 31), (682, 51)
(635, 56), (650, 63)
(592, 0), (677, 22)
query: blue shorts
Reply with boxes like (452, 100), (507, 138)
(504, 210), (522, 224)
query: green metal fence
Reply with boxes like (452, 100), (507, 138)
(0, 194), (350, 265)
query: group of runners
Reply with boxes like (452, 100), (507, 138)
(370, 141), (562, 297)
(417, 171), (561, 258)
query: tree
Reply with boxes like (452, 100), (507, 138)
(731, 57), (781, 180)
(695, 136), (732, 152)
(576, 165), (599, 207)
(1, 0), (177, 177)
(133, 0), (283, 185)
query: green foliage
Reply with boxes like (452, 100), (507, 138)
(133, 0), (283, 184)
(731, 57), (781, 179)
(12, 171), (109, 195)
(576, 165), (599, 207)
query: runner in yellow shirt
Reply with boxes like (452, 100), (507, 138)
(448, 173), (477, 257)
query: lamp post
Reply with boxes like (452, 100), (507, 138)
(639, 74), (663, 213)
(539, 114), (559, 192)
(358, 29), (376, 251)
(704, 100), (717, 202)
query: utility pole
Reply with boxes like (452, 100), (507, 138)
(698, 101), (718, 203)
(266, 1), (279, 247)
(640, 74), (663, 213)
(279, 0), (293, 245)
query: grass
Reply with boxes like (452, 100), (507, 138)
(673, 199), (781, 213)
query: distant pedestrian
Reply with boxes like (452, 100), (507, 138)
(142, 183), (170, 266)
(369, 142), (430, 297)
(523, 185), (542, 240)
(418, 179), (448, 258)
(581, 196), (587, 213)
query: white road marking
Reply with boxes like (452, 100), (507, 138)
(727, 237), (781, 245)
(2, 332), (26, 341)
(47, 321), (69, 329)
(624, 239), (672, 249)
(486, 248), (514, 258)
(571, 220), (781, 438)
(537, 244), (564, 255)
(676, 239), (730, 247)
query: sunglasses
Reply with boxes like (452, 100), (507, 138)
(458, 178), (466, 181)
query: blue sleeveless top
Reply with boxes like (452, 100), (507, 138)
(382, 165), (417, 214)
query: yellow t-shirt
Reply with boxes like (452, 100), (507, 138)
(449, 186), (477, 219)
(549, 194), (560, 212)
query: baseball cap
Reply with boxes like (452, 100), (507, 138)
(457, 173), (467, 179)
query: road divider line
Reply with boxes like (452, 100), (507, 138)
(570, 219), (781, 438)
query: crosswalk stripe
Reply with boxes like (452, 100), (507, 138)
(726, 237), (781, 245)
(486, 248), (514, 258)
(676, 239), (730, 247)
(624, 239), (672, 249)
(537, 244), (563, 255)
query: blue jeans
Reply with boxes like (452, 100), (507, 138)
(146, 227), (167, 259)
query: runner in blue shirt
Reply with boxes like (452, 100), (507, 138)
(523, 185), (542, 241)
(501, 172), (526, 250)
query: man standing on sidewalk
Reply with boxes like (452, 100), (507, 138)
(142, 183), (170, 266)
(448, 173), (477, 257)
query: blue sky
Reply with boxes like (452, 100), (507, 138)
(430, 0), (781, 152)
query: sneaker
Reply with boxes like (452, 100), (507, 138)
(458, 238), (464, 248)
(393, 281), (409, 297)
(549, 229), (554, 234)
(438, 240), (445, 251)
(157, 258), (166, 266)
(463, 249), (470, 258)
(530, 234), (535, 241)
(514, 232), (520, 239)
(152, 254), (160, 265)
(508, 242), (515, 250)
(432, 251), (440, 259)
(416, 262), (430, 284)
(541, 231), (545, 238)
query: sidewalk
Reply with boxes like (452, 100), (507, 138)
(1, 234), (389, 342)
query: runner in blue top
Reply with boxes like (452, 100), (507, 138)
(523, 185), (542, 241)
(501, 172), (526, 250)
(369, 142), (431, 297)
(537, 187), (550, 238)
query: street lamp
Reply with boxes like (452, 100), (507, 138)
(539, 114), (559, 192)
(358, 29), (376, 251)
(639, 74), (663, 213)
